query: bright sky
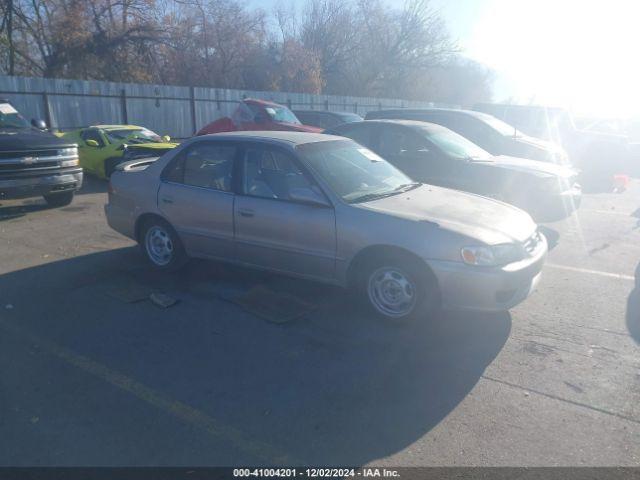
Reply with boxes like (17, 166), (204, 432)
(255, 0), (640, 118)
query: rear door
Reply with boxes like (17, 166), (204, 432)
(234, 143), (337, 280)
(157, 141), (238, 260)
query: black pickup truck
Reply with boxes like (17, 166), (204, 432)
(0, 99), (82, 207)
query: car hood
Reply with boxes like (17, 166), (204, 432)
(488, 155), (577, 178)
(357, 184), (536, 245)
(126, 142), (178, 149)
(0, 128), (76, 150)
(513, 134), (563, 153)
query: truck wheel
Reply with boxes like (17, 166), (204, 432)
(140, 218), (188, 271)
(358, 254), (438, 322)
(43, 191), (74, 207)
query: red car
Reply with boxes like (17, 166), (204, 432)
(196, 98), (322, 135)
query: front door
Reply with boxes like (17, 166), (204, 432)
(157, 142), (238, 260)
(234, 144), (337, 281)
(374, 125), (458, 188)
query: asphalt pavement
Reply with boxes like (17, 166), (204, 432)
(0, 177), (638, 466)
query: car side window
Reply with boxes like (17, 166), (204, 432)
(163, 143), (236, 191)
(81, 129), (105, 147)
(378, 127), (428, 157)
(242, 147), (314, 200)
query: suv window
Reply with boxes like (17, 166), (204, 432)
(163, 143), (236, 191)
(81, 129), (105, 147)
(242, 147), (314, 200)
(378, 126), (429, 157)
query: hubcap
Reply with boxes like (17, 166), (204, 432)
(367, 267), (416, 318)
(145, 225), (174, 266)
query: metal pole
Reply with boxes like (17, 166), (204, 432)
(42, 91), (52, 129)
(120, 89), (128, 124)
(190, 86), (197, 134)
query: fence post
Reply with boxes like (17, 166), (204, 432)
(287, 99), (292, 110)
(324, 99), (329, 111)
(120, 89), (128, 124)
(354, 102), (358, 114)
(42, 91), (52, 129)
(378, 102), (382, 110)
(190, 86), (197, 135)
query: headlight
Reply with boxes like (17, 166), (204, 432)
(461, 243), (523, 266)
(60, 158), (79, 167)
(59, 147), (78, 157)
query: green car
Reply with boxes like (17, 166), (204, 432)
(57, 125), (178, 179)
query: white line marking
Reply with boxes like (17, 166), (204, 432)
(582, 209), (633, 217)
(546, 263), (635, 281)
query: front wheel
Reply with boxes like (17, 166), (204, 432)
(43, 191), (74, 207)
(358, 256), (438, 322)
(140, 218), (188, 271)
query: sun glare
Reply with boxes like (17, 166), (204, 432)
(467, 0), (640, 118)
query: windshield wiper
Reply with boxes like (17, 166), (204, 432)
(393, 182), (421, 192)
(348, 183), (421, 203)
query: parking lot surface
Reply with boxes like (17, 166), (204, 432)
(0, 178), (639, 466)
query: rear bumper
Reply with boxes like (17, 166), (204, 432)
(104, 203), (136, 240)
(0, 169), (83, 200)
(428, 236), (547, 312)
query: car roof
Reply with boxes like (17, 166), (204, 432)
(294, 110), (358, 116)
(198, 131), (344, 145)
(337, 119), (450, 134)
(92, 125), (146, 130)
(371, 108), (482, 118)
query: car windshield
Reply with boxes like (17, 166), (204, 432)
(297, 140), (419, 203)
(264, 106), (301, 124)
(475, 111), (524, 137)
(0, 102), (30, 129)
(337, 113), (364, 123)
(105, 128), (162, 144)
(422, 126), (492, 160)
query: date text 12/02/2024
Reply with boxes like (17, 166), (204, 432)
(232, 468), (401, 478)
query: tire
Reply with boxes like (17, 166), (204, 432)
(43, 191), (74, 207)
(357, 254), (438, 322)
(139, 217), (188, 271)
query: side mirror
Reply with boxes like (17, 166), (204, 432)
(31, 118), (47, 130)
(162, 135), (171, 143)
(85, 139), (100, 147)
(289, 187), (330, 207)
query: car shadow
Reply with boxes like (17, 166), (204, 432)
(626, 262), (640, 344)
(0, 248), (511, 465)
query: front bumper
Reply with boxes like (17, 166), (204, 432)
(0, 168), (83, 200)
(428, 235), (547, 312)
(529, 186), (582, 222)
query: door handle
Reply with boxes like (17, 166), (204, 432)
(239, 208), (254, 217)
(161, 196), (174, 204)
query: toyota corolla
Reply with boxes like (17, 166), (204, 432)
(105, 132), (547, 322)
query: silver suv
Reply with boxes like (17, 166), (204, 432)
(105, 132), (547, 321)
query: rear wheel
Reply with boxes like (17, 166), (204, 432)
(357, 255), (438, 322)
(43, 191), (74, 207)
(139, 218), (188, 271)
